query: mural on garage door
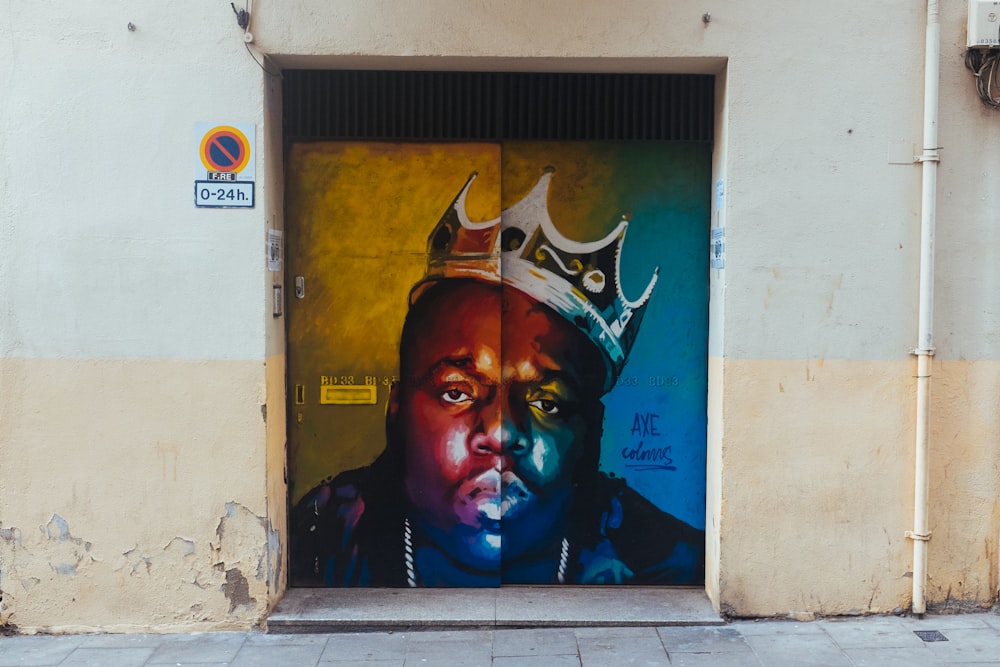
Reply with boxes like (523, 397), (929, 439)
(286, 141), (708, 587)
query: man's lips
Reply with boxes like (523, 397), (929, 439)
(454, 469), (535, 528)
(500, 470), (531, 520)
(457, 470), (502, 530)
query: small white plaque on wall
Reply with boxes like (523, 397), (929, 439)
(711, 227), (725, 269)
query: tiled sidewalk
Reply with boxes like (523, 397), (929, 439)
(2, 612), (1000, 665)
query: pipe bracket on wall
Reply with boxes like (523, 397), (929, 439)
(905, 530), (932, 542)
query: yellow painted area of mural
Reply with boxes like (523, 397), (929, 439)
(502, 142), (623, 240)
(285, 143), (503, 503)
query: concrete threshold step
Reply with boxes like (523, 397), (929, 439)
(267, 587), (722, 633)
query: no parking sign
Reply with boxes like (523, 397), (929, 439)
(194, 122), (255, 208)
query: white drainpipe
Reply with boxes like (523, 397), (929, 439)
(908, 0), (940, 618)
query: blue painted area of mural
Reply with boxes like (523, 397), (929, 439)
(599, 143), (709, 531)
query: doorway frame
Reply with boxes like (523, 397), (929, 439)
(261, 59), (730, 612)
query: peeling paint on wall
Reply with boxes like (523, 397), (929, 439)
(214, 502), (270, 584)
(118, 536), (196, 577)
(223, 568), (256, 613)
(0, 528), (18, 630)
(0, 502), (276, 632)
(266, 522), (281, 592)
(43, 515), (93, 577)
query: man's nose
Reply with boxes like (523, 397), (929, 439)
(472, 395), (528, 456)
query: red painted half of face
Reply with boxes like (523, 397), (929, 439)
(391, 281), (601, 572)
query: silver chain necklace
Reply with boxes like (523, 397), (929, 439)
(403, 517), (569, 587)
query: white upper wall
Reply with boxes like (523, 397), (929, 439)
(0, 2), (269, 361)
(252, 0), (997, 362)
(3, 1), (998, 362)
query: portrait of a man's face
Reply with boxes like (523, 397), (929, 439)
(286, 142), (709, 588)
(392, 280), (605, 578)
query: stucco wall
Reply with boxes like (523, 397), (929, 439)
(256, 0), (1000, 617)
(0, 2), (279, 632)
(2, 0), (999, 631)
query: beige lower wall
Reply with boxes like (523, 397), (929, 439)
(264, 353), (288, 609)
(924, 360), (1000, 609)
(1, 355), (996, 630)
(0, 357), (275, 633)
(714, 357), (1000, 617)
(704, 354), (724, 611)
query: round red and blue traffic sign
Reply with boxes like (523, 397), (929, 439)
(199, 125), (251, 173)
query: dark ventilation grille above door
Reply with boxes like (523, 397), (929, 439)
(283, 71), (714, 143)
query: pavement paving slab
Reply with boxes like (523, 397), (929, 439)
(58, 647), (155, 667)
(732, 620), (828, 636)
(667, 652), (763, 667)
(319, 631), (407, 662)
(243, 632), (330, 646)
(657, 625), (752, 652)
(903, 614), (994, 630)
(492, 627), (579, 657)
(0, 635), (84, 667)
(919, 626), (1000, 663)
(492, 656), (581, 667)
(76, 633), (167, 648)
(841, 646), (944, 666)
(740, 630), (855, 667)
(230, 641), (326, 667)
(405, 628), (494, 664)
(575, 628), (671, 666)
(818, 617), (927, 649)
(146, 632), (247, 664)
(3, 610), (1000, 666)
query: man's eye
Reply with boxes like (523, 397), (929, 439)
(528, 398), (560, 415)
(442, 389), (472, 404)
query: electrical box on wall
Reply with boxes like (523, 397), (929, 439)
(969, 0), (1000, 47)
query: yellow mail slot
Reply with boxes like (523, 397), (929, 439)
(319, 384), (377, 405)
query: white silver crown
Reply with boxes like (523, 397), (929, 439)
(413, 169), (658, 393)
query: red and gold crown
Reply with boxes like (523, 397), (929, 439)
(411, 169), (657, 393)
